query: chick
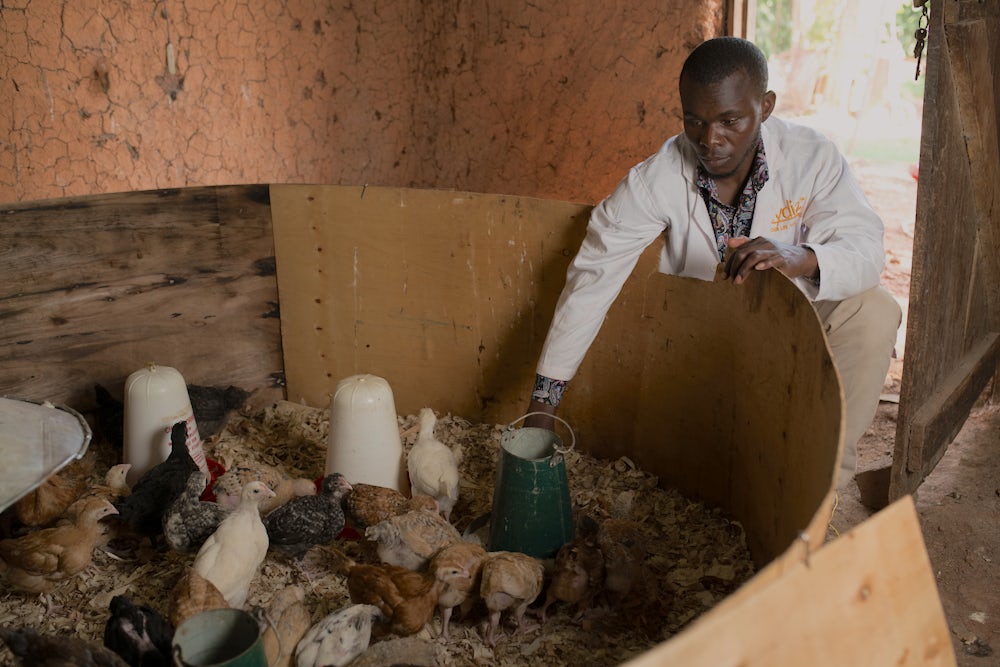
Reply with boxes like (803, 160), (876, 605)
(59, 463), (132, 547)
(597, 518), (647, 608)
(294, 604), (383, 667)
(346, 562), (444, 638)
(186, 383), (250, 440)
(168, 567), (229, 628)
(264, 473), (352, 559)
(406, 408), (460, 520)
(343, 482), (438, 530)
(479, 551), (545, 646)
(538, 515), (604, 622)
(0, 625), (128, 667)
(114, 421), (199, 538)
(192, 480), (275, 609)
(14, 457), (94, 528)
(162, 470), (230, 553)
(364, 508), (462, 571)
(430, 541), (488, 640)
(258, 586), (311, 667)
(0, 497), (119, 594)
(212, 464), (317, 515)
(102, 595), (174, 667)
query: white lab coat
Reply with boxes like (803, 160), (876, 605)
(537, 116), (886, 381)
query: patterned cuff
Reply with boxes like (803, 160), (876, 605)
(532, 374), (568, 407)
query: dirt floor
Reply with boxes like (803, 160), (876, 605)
(835, 160), (1000, 665)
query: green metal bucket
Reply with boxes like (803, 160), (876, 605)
(172, 608), (267, 667)
(488, 413), (575, 559)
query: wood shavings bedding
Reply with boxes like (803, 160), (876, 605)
(0, 400), (755, 667)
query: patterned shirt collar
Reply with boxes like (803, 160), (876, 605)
(695, 139), (769, 261)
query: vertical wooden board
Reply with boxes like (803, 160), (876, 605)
(0, 186), (282, 408)
(893, 2), (1000, 498)
(269, 184), (590, 418)
(625, 496), (955, 667)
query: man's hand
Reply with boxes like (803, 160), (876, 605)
(723, 236), (819, 285)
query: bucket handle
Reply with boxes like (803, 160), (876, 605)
(505, 412), (575, 467)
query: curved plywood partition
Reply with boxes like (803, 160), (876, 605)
(269, 184), (842, 569)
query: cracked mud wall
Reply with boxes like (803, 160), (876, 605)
(1, 1), (722, 205)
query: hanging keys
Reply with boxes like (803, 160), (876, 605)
(914, 27), (927, 80)
(913, 3), (930, 80)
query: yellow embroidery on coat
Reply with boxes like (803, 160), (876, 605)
(769, 197), (806, 232)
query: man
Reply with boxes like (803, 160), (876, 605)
(525, 37), (901, 489)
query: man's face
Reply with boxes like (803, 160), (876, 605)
(680, 69), (775, 182)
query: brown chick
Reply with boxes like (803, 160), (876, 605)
(597, 518), (647, 608)
(344, 482), (439, 530)
(364, 508), (462, 571)
(258, 586), (311, 667)
(430, 541), (488, 640)
(346, 561), (444, 638)
(14, 457), (94, 528)
(212, 464), (316, 515)
(0, 497), (118, 594)
(539, 514), (604, 623)
(59, 463), (132, 547)
(168, 566), (229, 628)
(480, 551), (545, 646)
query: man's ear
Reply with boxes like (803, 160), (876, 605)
(761, 90), (777, 121)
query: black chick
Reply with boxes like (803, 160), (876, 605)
(263, 473), (353, 558)
(162, 470), (230, 552)
(102, 595), (174, 667)
(0, 625), (128, 667)
(94, 383), (125, 454)
(114, 421), (199, 538)
(187, 384), (250, 439)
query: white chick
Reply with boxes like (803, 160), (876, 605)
(192, 480), (275, 609)
(406, 408), (459, 520)
(295, 604), (383, 667)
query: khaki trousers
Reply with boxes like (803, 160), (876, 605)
(813, 286), (902, 489)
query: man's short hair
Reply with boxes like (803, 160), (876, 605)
(680, 37), (769, 95)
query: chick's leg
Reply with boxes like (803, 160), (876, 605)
(440, 606), (453, 641)
(485, 610), (502, 646)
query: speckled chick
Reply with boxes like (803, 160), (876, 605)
(406, 408), (460, 521)
(212, 464), (317, 515)
(364, 508), (462, 571)
(294, 604), (383, 667)
(0, 625), (128, 667)
(343, 482), (438, 530)
(264, 473), (352, 559)
(162, 470), (230, 552)
(480, 551), (545, 646)
(192, 480), (275, 609)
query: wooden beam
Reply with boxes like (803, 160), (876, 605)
(902, 332), (1000, 478)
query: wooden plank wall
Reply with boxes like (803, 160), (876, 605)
(0, 186), (283, 413)
(891, 0), (1000, 498)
